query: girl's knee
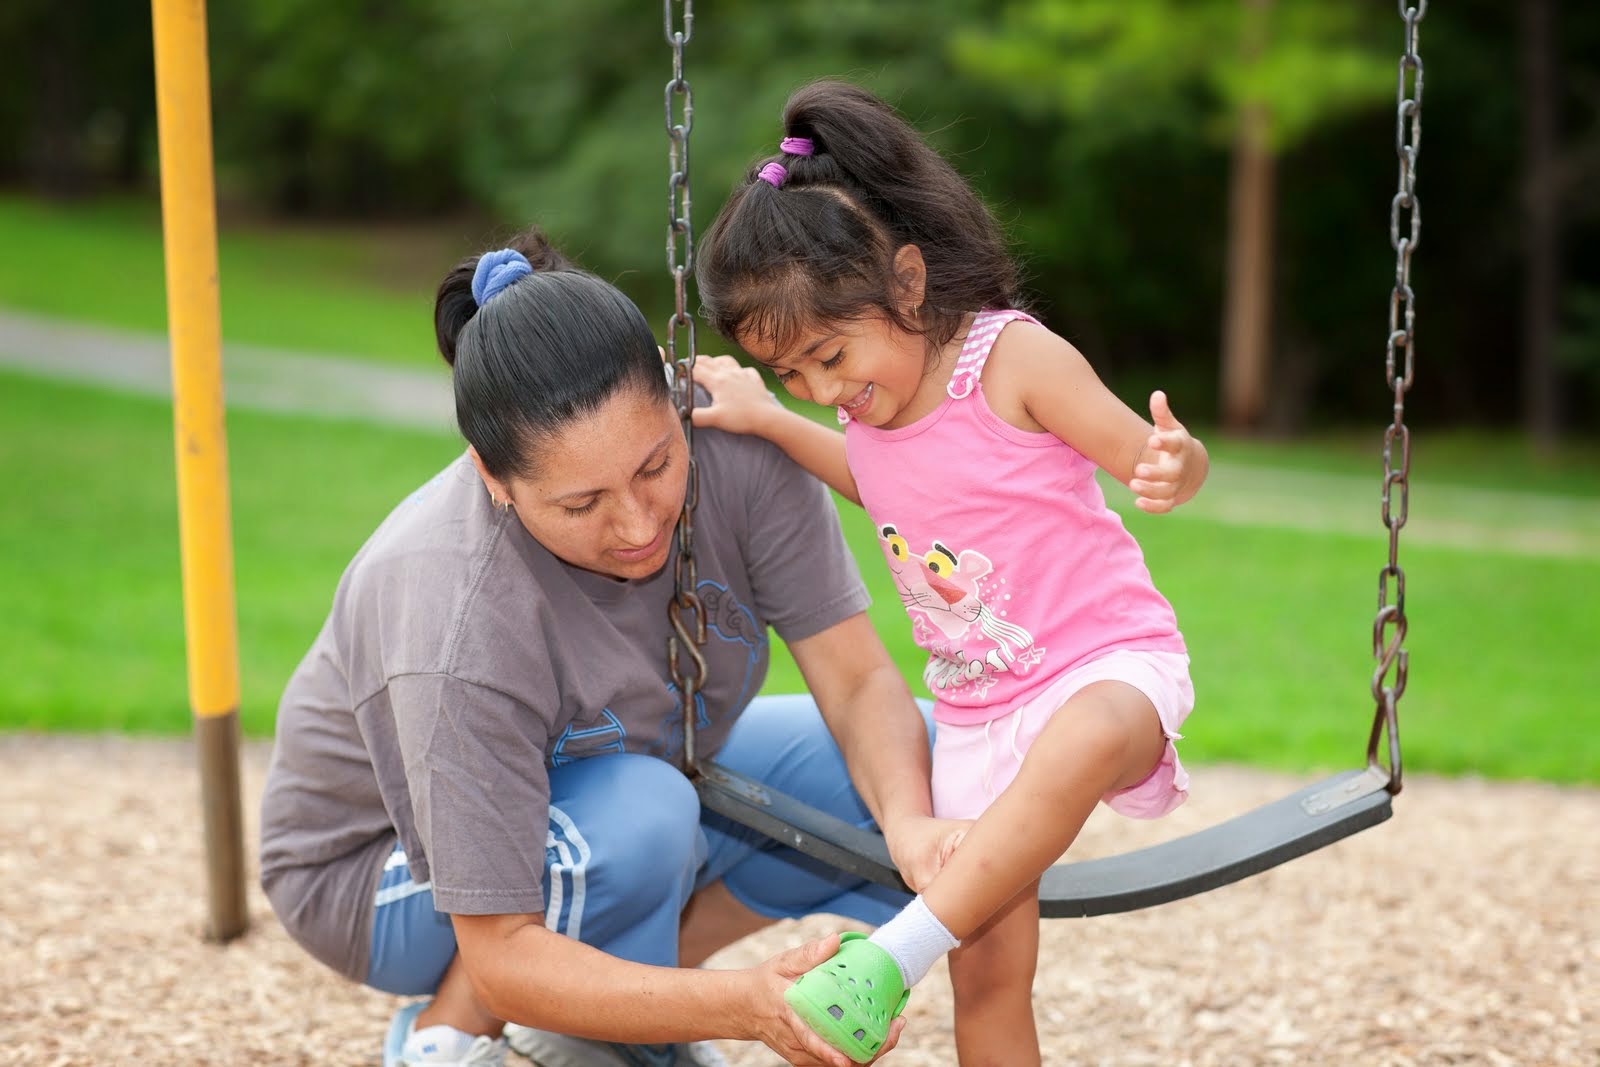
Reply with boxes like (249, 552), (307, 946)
(1036, 683), (1163, 771)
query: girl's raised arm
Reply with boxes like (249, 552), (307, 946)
(691, 355), (862, 506)
(988, 324), (1208, 513)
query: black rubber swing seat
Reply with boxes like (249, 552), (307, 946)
(694, 762), (1393, 918)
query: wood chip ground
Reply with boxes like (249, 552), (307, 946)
(2, 737), (1593, 1066)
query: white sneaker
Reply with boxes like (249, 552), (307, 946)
(383, 1001), (509, 1067)
(503, 1024), (729, 1067)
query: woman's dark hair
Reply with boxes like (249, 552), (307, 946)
(434, 228), (667, 480)
(697, 80), (1023, 364)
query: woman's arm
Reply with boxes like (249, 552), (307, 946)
(786, 613), (958, 890)
(690, 356), (861, 506)
(454, 913), (891, 1066)
(986, 324), (1209, 512)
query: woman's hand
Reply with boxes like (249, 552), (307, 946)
(1130, 391), (1208, 513)
(690, 355), (783, 438)
(745, 935), (906, 1065)
(884, 814), (973, 893)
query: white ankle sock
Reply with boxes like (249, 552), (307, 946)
(404, 1024), (475, 1063)
(867, 895), (959, 987)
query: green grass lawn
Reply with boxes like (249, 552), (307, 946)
(0, 194), (469, 367)
(1204, 431), (1600, 500)
(2, 370), (1594, 784)
(0, 371), (464, 735)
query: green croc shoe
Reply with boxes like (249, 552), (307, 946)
(783, 932), (909, 1064)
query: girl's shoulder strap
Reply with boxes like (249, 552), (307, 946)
(946, 308), (1042, 400)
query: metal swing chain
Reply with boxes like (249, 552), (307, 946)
(664, 0), (709, 774)
(1369, 0), (1426, 796)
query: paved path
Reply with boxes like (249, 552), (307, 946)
(4, 308), (1597, 559)
(0, 308), (455, 433)
(1144, 462), (1600, 559)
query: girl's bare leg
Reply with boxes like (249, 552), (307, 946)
(947, 881), (1042, 1067)
(923, 680), (1166, 938)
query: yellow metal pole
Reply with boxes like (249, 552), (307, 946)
(151, 0), (248, 942)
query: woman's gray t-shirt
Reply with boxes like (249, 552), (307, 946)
(258, 427), (868, 980)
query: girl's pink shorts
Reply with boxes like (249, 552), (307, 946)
(931, 649), (1194, 822)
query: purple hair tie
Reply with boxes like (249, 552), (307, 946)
(780, 136), (815, 157)
(758, 161), (788, 187)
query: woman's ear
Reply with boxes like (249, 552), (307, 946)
(893, 244), (927, 312)
(468, 446), (513, 508)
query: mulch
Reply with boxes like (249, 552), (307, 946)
(2, 736), (1593, 1066)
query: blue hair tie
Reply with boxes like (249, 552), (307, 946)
(471, 248), (534, 306)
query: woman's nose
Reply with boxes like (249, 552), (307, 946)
(614, 492), (658, 545)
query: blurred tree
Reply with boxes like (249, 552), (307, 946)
(0, 0), (154, 195)
(950, 0), (1392, 432)
(1522, 0), (1560, 449)
(207, 0), (470, 214)
(445, 0), (1005, 339)
(0, 1), (1595, 435)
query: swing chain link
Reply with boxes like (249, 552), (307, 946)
(664, 0), (708, 774)
(1370, 1), (1425, 796)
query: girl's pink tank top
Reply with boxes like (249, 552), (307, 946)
(843, 309), (1186, 726)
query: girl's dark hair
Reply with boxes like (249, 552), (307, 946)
(434, 228), (667, 480)
(698, 80), (1023, 363)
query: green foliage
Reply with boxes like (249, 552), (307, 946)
(208, 1), (470, 213)
(1559, 285), (1600, 378)
(0, 1), (156, 191)
(449, 0), (1007, 342)
(951, 0), (1392, 153)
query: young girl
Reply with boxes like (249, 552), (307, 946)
(694, 81), (1208, 1066)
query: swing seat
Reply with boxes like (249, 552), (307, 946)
(694, 763), (1392, 917)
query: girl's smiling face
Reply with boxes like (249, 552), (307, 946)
(741, 311), (945, 430)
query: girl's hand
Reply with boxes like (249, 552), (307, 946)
(885, 814), (974, 893)
(1130, 391), (1207, 513)
(746, 935), (907, 1065)
(690, 355), (783, 438)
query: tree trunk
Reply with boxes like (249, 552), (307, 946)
(1521, 0), (1561, 448)
(1220, 0), (1277, 433)
(31, 4), (86, 197)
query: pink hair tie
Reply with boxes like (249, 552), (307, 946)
(758, 161), (788, 187)
(780, 136), (815, 156)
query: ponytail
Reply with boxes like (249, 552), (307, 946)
(434, 229), (665, 479)
(699, 80), (1022, 361)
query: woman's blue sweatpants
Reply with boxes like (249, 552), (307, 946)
(365, 694), (933, 995)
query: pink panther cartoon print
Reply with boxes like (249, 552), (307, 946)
(877, 523), (1040, 692)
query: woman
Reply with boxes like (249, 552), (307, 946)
(259, 231), (947, 1067)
